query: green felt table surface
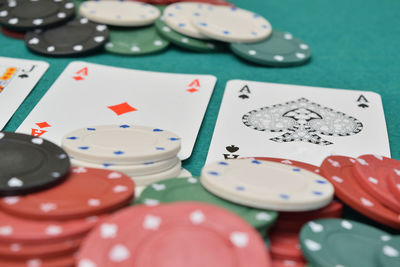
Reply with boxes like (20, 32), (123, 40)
(1, 0), (400, 232)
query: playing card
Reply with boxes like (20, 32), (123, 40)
(17, 61), (216, 160)
(206, 80), (390, 165)
(0, 57), (49, 130)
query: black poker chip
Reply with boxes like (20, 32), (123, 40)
(0, 132), (70, 196)
(0, 0), (76, 31)
(25, 17), (109, 56)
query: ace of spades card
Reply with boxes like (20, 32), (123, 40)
(17, 61), (217, 160)
(206, 80), (390, 165)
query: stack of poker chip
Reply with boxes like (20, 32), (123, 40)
(62, 125), (184, 187)
(0, 131), (135, 266)
(0, 0), (312, 67)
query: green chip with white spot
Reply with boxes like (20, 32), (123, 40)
(105, 25), (169, 56)
(230, 30), (312, 67)
(300, 218), (392, 267)
(378, 236), (400, 267)
(155, 16), (226, 53)
(137, 177), (277, 232)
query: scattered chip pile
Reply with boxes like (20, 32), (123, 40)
(0, 0), (312, 67)
(62, 125), (184, 187)
(0, 131), (136, 266)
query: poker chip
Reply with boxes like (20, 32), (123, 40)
(80, 0), (160, 27)
(271, 259), (307, 267)
(252, 157), (321, 174)
(25, 18), (109, 57)
(201, 159), (334, 211)
(230, 31), (312, 67)
(300, 218), (391, 267)
(191, 6), (272, 43)
(78, 202), (271, 267)
(0, 254), (76, 267)
(354, 155), (400, 213)
(0, 167), (135, 220)
(163, 2), (210, 40)
(0, 132), (70, 196)
(0, 236), (82, 259)
(177, 168), (192, 178)
(1, 27), (25, 39)
(62, 125), (181, 165)
(131, 159), (182, 186)
(0, 0), (75, 31)
(320, 155), (400, 229)
(105, 25), (169, 55)
(378, 236), (400, 267)
(0, 209), (100, 243)
(155, 16), (226, 52)
(71, 156), (180, 177)
(137, 177), (278, 231)
(269, 231), (304, 261)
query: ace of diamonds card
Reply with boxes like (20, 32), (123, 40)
(206, 80), (390, 165)
(17, 61), (217, 160)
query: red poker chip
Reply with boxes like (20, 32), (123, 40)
(0, 209), (101, 244)
(78, 202), (271, 267)
(320, 155), (400, 230)
(0, 254), (76, 267)
(354, 155), (400, 213)
(0, 236), (82, 259)
(271, 258), (307, 267)
(269, 231), (304, 261)
(252, 157), (321, 175)
(0, 167), (135, 220)
(389, 171), (400, 202)
(1, 27), (25, 39)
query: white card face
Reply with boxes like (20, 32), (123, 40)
(17, 61), (217, 160)
(0, 57), (49, 130)
(207, 80), (390, 165)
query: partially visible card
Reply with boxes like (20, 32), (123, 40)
(0, 57), (49, 129)
(17, 61), (217, 160)
(207, 80), (390, 165)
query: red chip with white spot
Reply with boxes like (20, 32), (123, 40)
(77, 202), (271, 267)
(320, 155), (400, 230)
(271, 258), (307, 267)
(0, 253), (76, 267)
(0, 167), (135, 220)
(252, 157), (321, 175)
(389, 171), (400, 202)
(354, 155), (400, 213)
(269, 231), (304, 261)
(0, 209), (99, 244)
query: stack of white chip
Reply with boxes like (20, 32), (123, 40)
(163, 3), (272, 43)
(200, 158), (335, 211)
(61, 125), (185, 186)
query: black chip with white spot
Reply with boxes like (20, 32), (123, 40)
(0, 0), (76, 31)
(0, 132), (70, 196)
(25, 17), (109, 56)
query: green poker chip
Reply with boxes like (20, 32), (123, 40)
(230, 30), (312, 67)
(378, 236), (400, 267)
(300, 218), (391, 267)
(105, 25), (169, 56)
(154, 17), (226, 53)
(137, 177), (278, 232)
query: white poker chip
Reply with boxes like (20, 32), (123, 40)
(191, 6), (272, 43)
(62, 125), (181, 164)
(70, 156), (180, 177)
(201, 159), (334, 211)
(131, 160), (182, 186)
(177, 168), (192, 178)
(79, 0), (160, 27)
(163, 2), (210, 40)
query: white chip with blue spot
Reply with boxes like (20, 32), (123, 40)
(201, 158), (334, 211)
(79, 0), (160, 27)
(62, 125), (181, 164)
(163, 2), (211, 40)
(70, 156), (180, 177)
(191, 6), (272, 43)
